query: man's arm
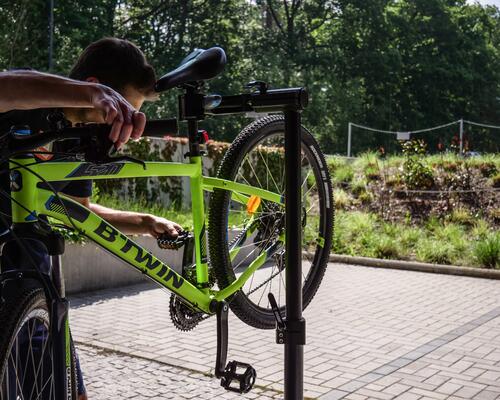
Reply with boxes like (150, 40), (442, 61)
(0, 70), (146, 146)
(72, 196), (181, 237)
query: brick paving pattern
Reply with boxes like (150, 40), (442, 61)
(70, 263), (500, 399)
(78, 344), (281, 399)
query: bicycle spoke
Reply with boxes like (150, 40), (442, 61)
(30, 324), (51, 400)
(258, 149), (280, 193)
(28, 323), (42, 399)
(244, 157), (264, 189)
(9, 351), (23, 399)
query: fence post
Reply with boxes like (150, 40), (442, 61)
(347, 122), (352, 157)
(459, 118), (464, 156)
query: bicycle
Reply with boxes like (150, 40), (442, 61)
(0, 47), (333, 399)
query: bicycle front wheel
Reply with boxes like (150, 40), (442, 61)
(0, 284), (77, 400)
(208, 115), (334, 329)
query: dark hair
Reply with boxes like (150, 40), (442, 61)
(69, 37), (156, 96)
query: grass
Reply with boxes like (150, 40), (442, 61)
(333, 164), (354, 184)
(473, 232), (500, 269)
(332, 210), (498, 268)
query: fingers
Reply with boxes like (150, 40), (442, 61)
(153, 220), (181, 238)
(114, 103), (134, 149)
(92, 85), (145, 148)
(108, 108), (124, 145)
(101, 99), (118, 125)
(131, 111), (146, 140)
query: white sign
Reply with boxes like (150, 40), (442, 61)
(397, 132), (411, 141)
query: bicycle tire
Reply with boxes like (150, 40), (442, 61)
(0, 284), (77, 400)
(208, 115), (334, 329)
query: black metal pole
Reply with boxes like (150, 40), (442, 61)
(284, 109), (304, 399)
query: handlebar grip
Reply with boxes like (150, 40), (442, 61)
(143, 119), (178, 138)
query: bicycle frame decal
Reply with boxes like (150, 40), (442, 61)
(67, 163), (124, 177)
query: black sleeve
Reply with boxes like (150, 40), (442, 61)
(60, 179), (93, 198)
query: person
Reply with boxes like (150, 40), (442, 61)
(0, 38), (182, 399)
(0, 68), (145, 147)
(0, 38), (182, 240)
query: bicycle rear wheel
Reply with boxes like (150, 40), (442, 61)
(208, 115), (333, 329)
(0, 284), (76, 400)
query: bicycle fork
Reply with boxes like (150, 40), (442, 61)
(214, 301), (257, 393)
(50, 255), (73, 400)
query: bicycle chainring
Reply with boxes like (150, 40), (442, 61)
(169, 294), (205, 331)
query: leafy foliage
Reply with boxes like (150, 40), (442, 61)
(473, 232), (500, 268)
(0, 1), (499, 153)
(401, 140), (435, 189)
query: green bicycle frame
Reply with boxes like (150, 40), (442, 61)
(9, 155), (283, 314)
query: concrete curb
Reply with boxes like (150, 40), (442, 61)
(328, 254), (500, 280)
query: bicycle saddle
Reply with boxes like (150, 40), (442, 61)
(155, 47), (226, 92)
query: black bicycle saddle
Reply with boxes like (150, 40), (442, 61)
(155, 47), (226, 92)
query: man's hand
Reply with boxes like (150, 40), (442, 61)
(90, 84), (146, 148)
(142, 214), (183, 238)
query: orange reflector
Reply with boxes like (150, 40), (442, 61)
(246, 195), (261, 214)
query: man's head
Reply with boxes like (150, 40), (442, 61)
(68, 37), (156, 121)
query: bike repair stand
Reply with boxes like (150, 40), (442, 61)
(274, 106), (307, 400)
(185, 81), (308, 399)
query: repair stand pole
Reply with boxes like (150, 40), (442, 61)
(284, 109), (304, 399)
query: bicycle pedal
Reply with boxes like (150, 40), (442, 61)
(157, 230), (192, 250)
(220, 360), (256, 394)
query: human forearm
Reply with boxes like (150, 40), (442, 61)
(0, 69), (146, 146)
(0, 70), (98, 112)
(89, 203), (151, 235)
(70, 197), (181, 237)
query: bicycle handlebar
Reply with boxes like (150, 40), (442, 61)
(2, 118), (178, 159)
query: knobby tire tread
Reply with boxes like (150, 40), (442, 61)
(208, 115), (334, 329)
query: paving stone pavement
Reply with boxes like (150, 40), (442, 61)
(69, 263), (500, 399)
(78, 344), (282, 399)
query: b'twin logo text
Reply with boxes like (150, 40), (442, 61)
(93, 221), (184, 289)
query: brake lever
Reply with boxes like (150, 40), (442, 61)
(82, 133), (146, 169)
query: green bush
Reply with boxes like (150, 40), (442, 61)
(433, 223), (467, 253)
(334, 189), (351, 210)
(416, 239), (455, 264)
(350, 178), (368, 197)
(473, 232), (500, 269)
(364, 164), (380, 181)
(448, 207), (474, 226)
(358, 191), (373, 204)
(373, 236), (402, 259)
(333, 164), (354, 184)
(401, 140), (435, 189)
(326, 157), (347, 179)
